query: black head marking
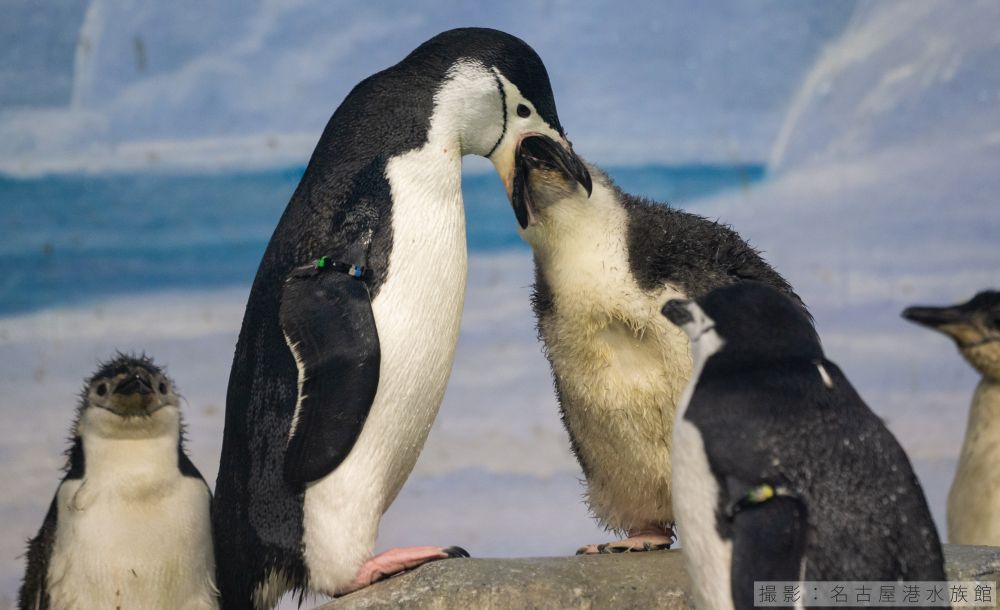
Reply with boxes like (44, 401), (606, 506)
(86, 352), (165, 389)
(903, 290), (1000, 325)
(902, 289), (1000, 349)
(405, 28), (565, 135)
(698, 281), (821, 363)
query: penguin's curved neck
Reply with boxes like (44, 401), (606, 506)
(77, 408), (182, 498)
(377, 61), (504, 215)
(304, 59), (500, 186)
(967, 377), (1000, 435)
(961, 343), (1000, 428)
(427, 61), (506, 158)
(523, 175), (626, 276)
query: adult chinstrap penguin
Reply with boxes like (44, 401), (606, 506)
(903, 290), (1000, 545)
(665, 283), (946, 610)
(511, 136), (797, 554)
(212, 28), (590, 609)
(18, 354), (217, 610)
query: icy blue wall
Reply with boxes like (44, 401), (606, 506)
(0, 0), (855, 173)
(0, 0), (89, 107)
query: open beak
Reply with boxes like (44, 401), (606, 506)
(510, 134), (592, 229)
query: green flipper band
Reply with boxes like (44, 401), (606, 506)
(312, 256), (366, 279)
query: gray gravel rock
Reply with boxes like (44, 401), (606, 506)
(318, 545), (1000, 609)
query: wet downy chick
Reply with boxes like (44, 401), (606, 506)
(511, 135), (799, 554)
(18, 354), (217, 610)
(904, 290), (1000, 545)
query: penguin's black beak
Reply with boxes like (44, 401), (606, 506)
(662, 299), (695, 327)
(901, 305), (967, 329)
(115, 373), (154, 396)
(902, 304), (986, 347)
(511, 134), (592, 229)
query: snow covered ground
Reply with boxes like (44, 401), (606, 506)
(2, 1), (999, 608)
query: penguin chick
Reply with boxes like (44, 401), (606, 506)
(903, 290), (1000, 545)
(665, 283), (946, 610)
(18, 354), (217, 610)
(512, 135), (800, 554)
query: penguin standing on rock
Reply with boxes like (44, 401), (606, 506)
(510, 137), (796, 553)
(664, 283), (946, 610)
(212, 28), (591, 608)
(18, 354), (217, 610)
(903, 290), (1000, 545)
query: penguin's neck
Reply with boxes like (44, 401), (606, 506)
(960, 343), (1000, 436)
(964, 378), (1000, 446)
(385, 107), (466, 240)
(524, 176), (631, 302)
(77, 408), (182, 499)
(380, 66), (492, 219)
(525, 173), (692, 393)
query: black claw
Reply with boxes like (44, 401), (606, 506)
(594, 540), (674, 554)
(643, 542), (673, 552)
(443, 546), (470, 559)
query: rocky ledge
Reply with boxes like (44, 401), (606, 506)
(319, 545), (1000, 609)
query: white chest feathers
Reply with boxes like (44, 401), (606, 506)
(673, 416), (734, 610)
(524, 179), (692, 532)
(47, 409), (217, 610)
(673, 324), (733, 610)
(298, 117), (469, 597)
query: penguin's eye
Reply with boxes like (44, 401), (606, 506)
(96, 383), (107, 397)
(158, 382), (168, 394)
(516, 104), (531, 118)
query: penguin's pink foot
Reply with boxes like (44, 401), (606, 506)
(576, 526), (675, 555)
(339, 546), (469, 595)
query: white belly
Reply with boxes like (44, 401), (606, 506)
(547, 303), (691, 532)
(673, 322), (733, 610)
(301, 144), (467, 595)
(47, 476), (216, 610)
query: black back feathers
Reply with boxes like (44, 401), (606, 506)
(680, 282), (946, 586)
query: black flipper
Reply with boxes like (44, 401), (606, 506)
(729, 494), (808, 610)
(279, 264), (381, 486)
(18, 495), (58, 610)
